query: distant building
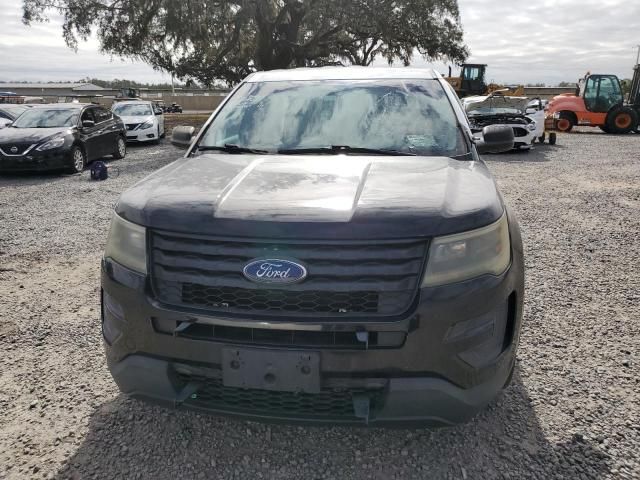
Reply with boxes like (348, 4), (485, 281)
(0, 82), (105, 97)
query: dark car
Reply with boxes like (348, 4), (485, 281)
(0, 103), (127, 173)
(101, 67), (523, 426)
(165, 102), (183, 113)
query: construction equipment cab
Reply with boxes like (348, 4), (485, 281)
(445, 64), (487, 97)
(546, 70), (640, 134)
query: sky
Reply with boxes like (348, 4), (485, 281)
(0, 0), (638, 85)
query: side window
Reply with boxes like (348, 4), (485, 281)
(597, 77), (622, 112)
(81, 107), (96, 124)
(464, 67), (480, 81)
(583, 77), (598, 111)
(95, 107), (112, 123)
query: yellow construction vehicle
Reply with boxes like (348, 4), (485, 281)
(445, 64), (524, 98)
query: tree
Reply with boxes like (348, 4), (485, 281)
(22, 0), (468, 86)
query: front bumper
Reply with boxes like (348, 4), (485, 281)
(126, 125), (157, 142)
(101, 214), (525, 426)
(0, 148), (70, 172)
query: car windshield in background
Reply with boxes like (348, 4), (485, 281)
(198, 79), (468, 157)
(0, 105), (30, 118)
(113, 104), (153, 116)
(12, 108), (78, 128)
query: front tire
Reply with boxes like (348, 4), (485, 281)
(112, 136), (126, 159)
(67, 146), (86, 174)
(555, 112), (574, 132)
(538, 133), (546, 143)
(606, 107), (638, 134)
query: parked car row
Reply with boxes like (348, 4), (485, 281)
(0, 99), (165, 173)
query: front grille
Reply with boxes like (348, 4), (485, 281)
(126, 123), (140, 131)
(513, 127), (529, 138)
(0, 143), (32, 155)
(182, 284), (379, 313)
(149, 231), (428, 318)
(175, 373), (384, 419)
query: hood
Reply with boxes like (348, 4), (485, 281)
(463, 96), (529, 114)
(116, 154), (503, 240)
(0, 126), (71, 144)
(119, 115), (154, 125)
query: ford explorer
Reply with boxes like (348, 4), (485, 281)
(101, 67), (523, 426)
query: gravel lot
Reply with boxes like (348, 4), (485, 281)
(1, 132), (639, 479)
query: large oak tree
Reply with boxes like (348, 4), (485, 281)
(23, 0), (468, 86)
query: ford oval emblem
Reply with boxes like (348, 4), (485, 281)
(243, 258), (307, 285)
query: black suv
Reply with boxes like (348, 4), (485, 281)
(0, 103), (126, 173)
(101, 67), (524, 426)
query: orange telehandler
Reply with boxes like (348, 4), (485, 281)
(545, 65), (640, 134)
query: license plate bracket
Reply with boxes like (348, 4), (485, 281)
(222, 347), (320, 394)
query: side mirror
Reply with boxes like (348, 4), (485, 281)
(154, 109), (163, 116)
(82, 120), (95, 128)
(475, 125), (515, 154)
(171, 125), (195, 148)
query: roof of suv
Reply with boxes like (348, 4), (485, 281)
(246, 66), (440, 82)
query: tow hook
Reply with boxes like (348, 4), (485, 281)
(352, 394), (371, 424)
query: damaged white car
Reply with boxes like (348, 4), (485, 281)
(463, 94), (545, 151)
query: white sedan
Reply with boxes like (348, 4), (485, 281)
(463, 95), (540, 151)
(111, 101), (165, 143)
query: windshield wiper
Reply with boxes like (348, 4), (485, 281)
(197, 144), (268, 154)
(278, 145), (416, 156)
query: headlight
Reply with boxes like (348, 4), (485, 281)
(422, 213), (510, 287)
(36, 136), (65, 151)
(137, 120), (154, 130)
(104, 214), (147, 273)
(527, 122), (537, 131)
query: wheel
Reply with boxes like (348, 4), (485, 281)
(555, 113), (574, 132)
(606, 106), (638, 134)
(599, 125), (611, 133)
(549, 132), (557, 145)
(112, 136), (126, 159)
(67, 146), (86, 173)
(538, 133), (546, 143)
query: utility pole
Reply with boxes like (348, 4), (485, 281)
(636, 45), (640, 66)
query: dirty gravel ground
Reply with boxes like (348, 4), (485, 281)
(1, 132), (639, 479)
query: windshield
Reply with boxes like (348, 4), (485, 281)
(12, 108), (78, 128)
(198, 79), (467, 157)
(112, 103), (153, 116)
